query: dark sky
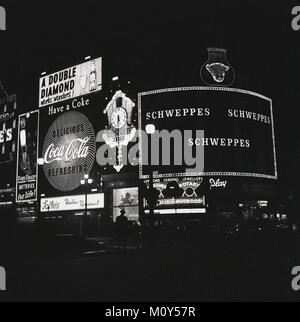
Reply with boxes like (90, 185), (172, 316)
(0, 0), (299, 193)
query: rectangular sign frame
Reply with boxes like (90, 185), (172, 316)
(39, 57), (102, 108)
(16, 110), (40, 203)
(40, 193), (105, 212)
(138, 86), (278, 180)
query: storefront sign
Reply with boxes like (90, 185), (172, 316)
(209, 178), (228, 190)
(40, 193), (104, 212)
(0, 187), (14, 194)
(159, 198), (205, 206)
(39, 57), (102, 107)
(148, 177), (203, 199)
(16, 111), (40, 202)
(41, 111), (96, 192)
(179, 179), (203, 197)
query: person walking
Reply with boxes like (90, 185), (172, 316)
(115, 209), (129, 251)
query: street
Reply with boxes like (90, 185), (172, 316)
(2, 233), (300, 302)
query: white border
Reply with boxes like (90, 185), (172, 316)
(39, 57), (103, 108)
(40, 193), (104, 212)
(16, 110), (40, 203)
(138, 86), (278, 180)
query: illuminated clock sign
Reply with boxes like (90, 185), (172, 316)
(102, 90), (136, 172)
(42, 111), (96, 192)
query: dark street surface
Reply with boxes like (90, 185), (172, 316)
(1, 233), (300, 302)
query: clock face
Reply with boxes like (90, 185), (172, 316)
(111, 108), (127, 129)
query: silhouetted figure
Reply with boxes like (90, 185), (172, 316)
(115, 209), (129, 251)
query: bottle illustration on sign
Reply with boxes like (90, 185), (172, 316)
(89, 60), (97, 92)
(200, 48), (235, 86)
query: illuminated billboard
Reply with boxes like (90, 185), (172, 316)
(16, 111), (40, 203)
(40, 193), (104, 212)
(0, 87), (17, 164)
(0, 84), (17, 203)
(38, 88), (139, 197)
(39, 57), (102, 108)
(113, 187), (139, 222)
(139, 87), (277, 180)
(38, 89), (110, 198)
(41, 110), (96, 192)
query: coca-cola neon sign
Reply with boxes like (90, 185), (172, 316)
(42, 111), (96, 192)
(44, 137), (90, 164)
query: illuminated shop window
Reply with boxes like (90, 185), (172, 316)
(113, 187), (139, 222)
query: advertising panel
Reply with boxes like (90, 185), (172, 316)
(113, 187), (139, 207)
(0, 87), (17, 164)
(39, 57), (102, 108)
(113, 187), (139, 222)
(16, 111), (40, 203)
(139, 87), (277, 180)
(38, 87), (139, 198)
(41, 110), (96, 192)
(40, 193), (104, 212)
(0, 83), (17, 204)
(38, 90), (107, 198)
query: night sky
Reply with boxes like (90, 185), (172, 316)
(0, 0), (299, 196)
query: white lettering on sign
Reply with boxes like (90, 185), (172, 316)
(209, 179), (227, 190)
(0, 128), (12, 143)
(44, 137), (90, 164)
(41, 194), (104, 212)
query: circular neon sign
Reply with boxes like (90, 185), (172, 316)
(42, 111), (96, 192)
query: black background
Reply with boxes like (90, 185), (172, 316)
(0, 0), (299, 199)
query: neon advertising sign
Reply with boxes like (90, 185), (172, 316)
(40, 194), (104, 212)
(139, 87), (277, 180)
(39, 58), (102, 108)
(41, 111), (96, 192)
(102, 90), (136, 172)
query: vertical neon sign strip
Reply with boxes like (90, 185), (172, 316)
(16, 110), (40, 203)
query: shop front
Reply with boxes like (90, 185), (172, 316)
(39, 193), (105, 235)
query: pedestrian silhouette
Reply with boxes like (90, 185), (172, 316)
(115, 209), (129, 251)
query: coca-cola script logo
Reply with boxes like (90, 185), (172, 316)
(42, 111), (96, 191)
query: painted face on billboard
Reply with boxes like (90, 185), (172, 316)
(42, 111), (96, 192)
